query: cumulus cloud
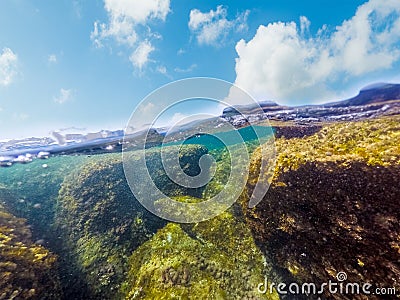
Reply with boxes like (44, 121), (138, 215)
(299, 16), (311, 35)
(54, 88), (74, 104)
(189, 5), (249, 46)
(91, 0), (170, 69)
(233, 0), (400, 104)
(0, 48), (18, 86)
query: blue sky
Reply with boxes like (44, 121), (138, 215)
(0, 0), (399, 139)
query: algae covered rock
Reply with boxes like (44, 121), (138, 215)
(56, 145), (209, 298)
(243, 116), (400, 299)
(124, 144), (209, 200)
(0, 203), (62, 299)
(121, 207), (279, 300)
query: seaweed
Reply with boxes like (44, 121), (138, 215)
(121, 212), (279, 300)
(55, 145), (209, 299)
(0, 203), (62, 299)
(243, 116), (400, 299)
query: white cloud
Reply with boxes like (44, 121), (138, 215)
(91, 0), (170, 70)
(48, 54), (57, 63)
(299, 16), (310, 35)
(129, 40), (154, 70)
(0, 48), (18, 86)
(233, 0), (400, 104)
(54, 88), (74, 104)
(188, 6), (249, 46)
(140, 101), (155, 114)
(174, 63), (197, 73)
(170, 112), (187, 125)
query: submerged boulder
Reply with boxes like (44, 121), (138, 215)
(0, 203), (62, 299)
(56, 145), (209, 299)
(121, 207), (279, 300)
(243, 116), (400, 299)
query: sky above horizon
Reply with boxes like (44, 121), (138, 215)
(1, 0), (400, 139)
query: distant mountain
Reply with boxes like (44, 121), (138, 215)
(324, 83), (400, 107)
(222, 83), (400, 116)
(221, 82), (400, 127)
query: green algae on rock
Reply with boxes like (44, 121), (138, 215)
(124, 144), (209, 200)
(270, 116), (400, 177)
(56, 155), (164, 298)
(0, 203), (62, 300)
(55, 145), (209, 298)
(243, 116), (400, 300)
(121, 208), (279, 300)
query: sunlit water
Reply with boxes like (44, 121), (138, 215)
(0, 124), (275, 299)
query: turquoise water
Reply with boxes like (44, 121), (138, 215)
(181, 125), (274, 150)
(0, 124), (276, 300)
(1, 119), (399, 299)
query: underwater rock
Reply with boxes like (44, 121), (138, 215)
(120, 143), (279, 298)
(121, 219), (279, 300)
(56, 145), (209, 299)
(124, 144), (209, 200)
(243, 116), (400, 299)
(0, 203), (62, 299)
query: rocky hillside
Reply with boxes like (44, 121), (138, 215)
(222, 83), (400, 127)
(325, 83), (400, 107)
